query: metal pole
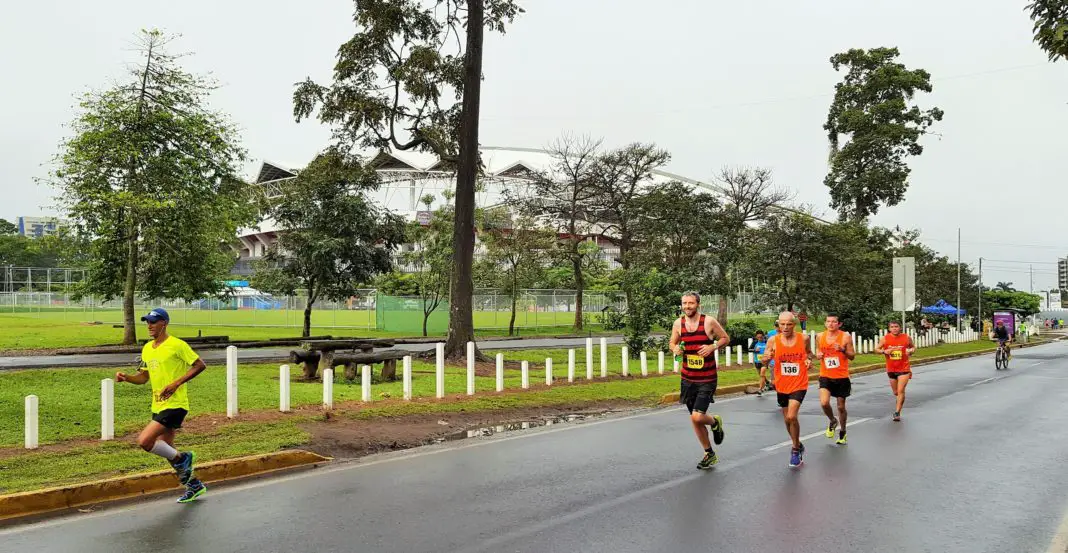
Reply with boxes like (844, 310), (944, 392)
(978, 257), (983, 331)
(956, 227), (961, 331)
(902, 264), (907, 330)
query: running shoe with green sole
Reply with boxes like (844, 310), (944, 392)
(697, 451), (718, 470)
(836, 432), (847, 445)
(711, 415), (725, 445)
(177, 481), (206, 504)
(825, 419), (837, 439)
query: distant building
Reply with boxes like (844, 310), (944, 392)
(16, 217), (68, 239)
(1060, 258), (1068, 290)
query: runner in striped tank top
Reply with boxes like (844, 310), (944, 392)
(669, 291), (731, 470)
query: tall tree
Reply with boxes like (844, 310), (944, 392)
(589, 143), (671, 273)
(709, 166), (791, 324)
(631, 182), (720, 273)
(512, 135), (602, 331)
(480, 212), (554, 336)
(48, 30), (257, 344)
(1026, 0), (1068, 61)
(823, 47), (944, 221)
(253, 150), (405, 347)
(292, 0), (523, 358)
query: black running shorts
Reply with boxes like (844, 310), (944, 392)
(819, 377), (852, 398)
(887, 371), (912, 380)
(680, 378), (717, 414)
(152, 408), (188, 430)
(776, 390), (806, 408)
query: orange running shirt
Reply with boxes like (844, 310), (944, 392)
(773, 333), (809, 394)
(881, 332), (912, 373)
(818, 331), (850, 379)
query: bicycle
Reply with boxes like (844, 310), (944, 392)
(994, 341), (1010, 370)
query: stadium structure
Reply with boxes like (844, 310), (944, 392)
(233, 145), (731, 276)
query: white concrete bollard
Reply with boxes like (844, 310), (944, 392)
(546, 358), (553, 386)
(658, 351), (665, 375)
(568, 349), (576, 383)
(25, 395), (38, 450)
(226, 345), (238, 418)
(279, 365), (291, 412)
(495, 353), (504, 392)
(851, 331), (857, 345)
(600, 338), (608, 378)
(725, 346), (731, 367)
(323, 368), (334, 410)
(810, 332), (817, 354)
(586, 338), (594, 380)
(521, 361), (530, 389)
(736, 345), (742, 366)
(715, 349), (721, 367)
(622, 346), (629, 376)
(748, 352), (754, 364)
(436, 342), (445, 399)
(467, 341), (476, 396)
(361, 365), (372, 402)
(403, 356), (413, 400)
(641, 351), (648, 377)
(748, 338), (753, 350)
(101, 378), (114, 441)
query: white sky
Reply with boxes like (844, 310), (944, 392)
(1, 0), (1066, 291)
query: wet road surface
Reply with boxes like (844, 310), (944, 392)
(0, 336), (624, 370)
(3, 341), (1068, 553)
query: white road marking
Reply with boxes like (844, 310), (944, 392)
(966, 377), (998, 388)
(760, 417), (873, 452)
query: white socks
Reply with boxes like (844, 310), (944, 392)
(149, 440), (179, 462)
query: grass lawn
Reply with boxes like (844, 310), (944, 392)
(0, 312), (612, 352)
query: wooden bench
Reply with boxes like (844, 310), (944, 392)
(289, 349), (412, 381)
(294, 339), (398, 380)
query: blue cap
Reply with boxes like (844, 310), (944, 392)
(140, 308), (170, 323)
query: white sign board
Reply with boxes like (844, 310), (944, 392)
(893, 257), (916, 312)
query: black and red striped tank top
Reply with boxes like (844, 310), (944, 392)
(680, 314), (717, 383)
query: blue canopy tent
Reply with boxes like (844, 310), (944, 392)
(921, 299), (966, 316)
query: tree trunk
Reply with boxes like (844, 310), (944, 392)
(717, 295), (728, 326)
(509, 294), (517, 336)
(572, 250), (584, 331)
(444, 0), (484, 360)
(423, 312), (429, 337)
(303, 303), (313, 338)
(122, 222), (139, 345)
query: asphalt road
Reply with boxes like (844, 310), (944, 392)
(0, 336), (625, 370)
(4, 341), (1068, 553)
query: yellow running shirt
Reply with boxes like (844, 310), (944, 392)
(140, 336), (199, 413)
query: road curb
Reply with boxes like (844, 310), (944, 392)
(658, 339), (1055, 405)
(0, 449), (331, 522)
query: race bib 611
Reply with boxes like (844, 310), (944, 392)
(890, 350), (903, 360)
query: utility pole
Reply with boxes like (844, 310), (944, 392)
(1030, 264), (1034, 294)
(956, 228), (961, 331)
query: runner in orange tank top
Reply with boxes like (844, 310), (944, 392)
(816, 314), (856, 445)
(876, 320), (916, 422)
(760, 311), (812, 468)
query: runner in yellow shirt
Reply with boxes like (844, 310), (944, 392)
(115, 308), (208, 503)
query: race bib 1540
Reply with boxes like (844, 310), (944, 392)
(685, 355), (705, 369)
(781, 362), (800, 376)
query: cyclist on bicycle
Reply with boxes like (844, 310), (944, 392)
(993, 320), (1013, 358)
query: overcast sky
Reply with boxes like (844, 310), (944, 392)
(2, 0), (1066, 291)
